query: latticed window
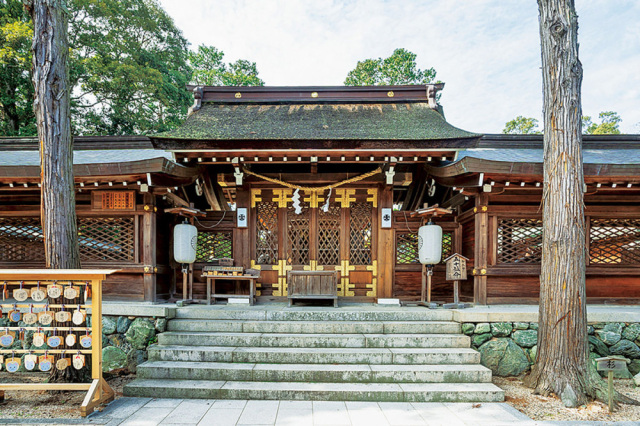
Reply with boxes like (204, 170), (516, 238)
(0, 217), (136, 263)
(396, 231), (453, 264)
(442, 232), (453, 260)
(0, 217), (45, 262)
(196, 231), (233, 262)
(497, 218), (543, 264)
(77, 217), (135, 262)
(256, 201), (278, 265)
(590, 218), (640, 264)
(286, 206), (310, 265)
(350, 202), (372, 265)
(318, 204), (341, 265)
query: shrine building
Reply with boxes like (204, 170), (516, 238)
(1, 84), (639, 305)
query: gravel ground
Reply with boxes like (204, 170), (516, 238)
(0, 373), (134, 419)
(495, 376), (640, 422)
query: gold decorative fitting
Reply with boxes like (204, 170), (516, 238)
(387, 91), (394, 97)
(482, 206), (488, 212)
(311, 92), (318, 98)
(154, 267), (158, 273)
(143, 266), (150, 273)
(481, 268), (487, 275)
(234, 92), (242, 98)
(154, 207), (158, 212)
(473, 207), (477, 213)
(472, 268), (477, 275)
(144, 205), (150, 211)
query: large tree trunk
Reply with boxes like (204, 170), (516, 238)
(26, 0), (81, 269)
(26, 0), (84, 383)
(525, 0), (636, 408)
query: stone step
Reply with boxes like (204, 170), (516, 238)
(167, 319), (461, 334)
(136, 361), (493, 383)
(124, 379), (504, 402)
(174, 308), (453, 322)
(157, 332), (470, 348)
(148, 345), (482, 365)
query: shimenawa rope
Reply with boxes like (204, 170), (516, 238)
(242, 166), (383, 192)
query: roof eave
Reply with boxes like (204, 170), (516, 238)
(426, 156), (640, 186)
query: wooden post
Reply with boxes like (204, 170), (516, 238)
(377, 187), (394, 299)
(182, 267), (188, 301)
(473, 194), (489, 305)
(421, 264), (426, 302)
(235, 188), (251, 270)
(608, 370), (613, 413)
(142, 193), (157, 302)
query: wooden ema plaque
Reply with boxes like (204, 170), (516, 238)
(0, 270), (118, 417)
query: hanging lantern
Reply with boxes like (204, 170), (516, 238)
(418, 222), (443, 265)
(174, 223), (198, 264)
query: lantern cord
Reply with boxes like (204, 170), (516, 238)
(194, 210), (227, 229)
(242, 167), (383, 192)
(402, 211), (413, 233)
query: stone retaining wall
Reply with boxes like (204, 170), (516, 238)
(100, 315), (165, 374)
(463, 321), (640, 379)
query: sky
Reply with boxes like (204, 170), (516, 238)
(159, 0), (640, 134)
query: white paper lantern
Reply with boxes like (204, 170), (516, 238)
(174, 223), (198, 264)
(418, 223), (443, 265)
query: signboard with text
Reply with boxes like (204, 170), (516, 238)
(445, 254), (468, 281)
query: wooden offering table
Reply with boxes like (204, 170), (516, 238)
(206, 275), (257, 305)
(287, 270), (339, 307)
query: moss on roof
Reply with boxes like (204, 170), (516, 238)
(156, 103), (479, 140)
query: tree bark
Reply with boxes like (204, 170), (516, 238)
(26, 0), (84, 383)
(26, 0), (81, 270)
(525, 0), (636, 408)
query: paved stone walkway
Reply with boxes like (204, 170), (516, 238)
(1, 398), (638, 425)
(90, 398), (530, 425)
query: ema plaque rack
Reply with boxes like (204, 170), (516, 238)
(0, 269), (117, 417)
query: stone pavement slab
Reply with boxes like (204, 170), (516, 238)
(160, 400), (213, 424)
(4, 397), (637, 425)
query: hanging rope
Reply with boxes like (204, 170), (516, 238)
(242, 166), (383, 192)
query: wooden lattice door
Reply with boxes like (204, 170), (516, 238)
(250, 187), (378, 298)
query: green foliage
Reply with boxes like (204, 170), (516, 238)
(0, 0), (194, 136)
(344, 48), (436, 86)
(69, 0), (192, 135)
(502, 116), (541, 134)
(0, 0), (36, 136)
(582, 111), (622, 135)
(188, 45), (264, 86)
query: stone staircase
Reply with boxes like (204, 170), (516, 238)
(124, 306), (504, 402)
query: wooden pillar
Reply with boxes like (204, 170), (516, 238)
(473, 194), (489, 305)
(142, 193), (157, 302)
(377, 187), (394, 299)
(235, 187), (251, 269)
